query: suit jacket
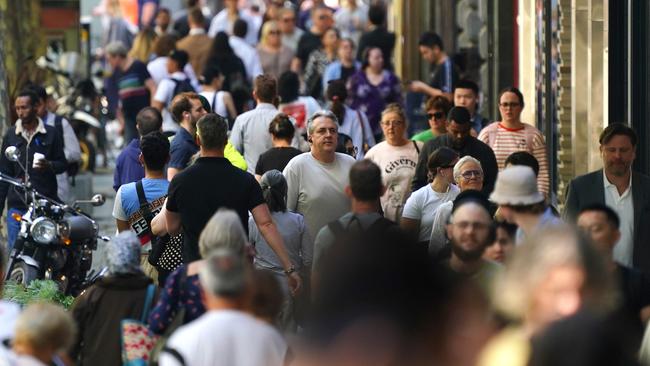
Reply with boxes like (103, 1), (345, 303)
(563, 169), (650, 271)
(177, 34), (212, 77)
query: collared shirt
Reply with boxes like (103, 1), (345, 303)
(169, 127), (199, 170)
(515, 207), (565, 244)
(15, 117), (47, 143)
(230, 103), (280, 173)
(604, 171), (634, 266)
(188, 28), (206, 36)
(44, 112), (81, 162)
(229, 36), (263, 83)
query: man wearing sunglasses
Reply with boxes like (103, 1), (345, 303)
(411, 96), (451, 143)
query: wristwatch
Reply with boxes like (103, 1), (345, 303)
(284, 265), (296, 276)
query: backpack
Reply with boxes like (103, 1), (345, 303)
(53, 115), (80, 178)
(170, 77), (195, 98)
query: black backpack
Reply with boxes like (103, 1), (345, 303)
(170, 77), (195, 98)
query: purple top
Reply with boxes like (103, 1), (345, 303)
(347, 69), (403, 136)
(113, 138), (144, 192)
(148, 265), (205, 335)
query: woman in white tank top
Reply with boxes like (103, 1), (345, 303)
(199, 66), (237, 120)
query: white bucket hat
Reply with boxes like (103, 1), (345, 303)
(489, 165), (545, 205)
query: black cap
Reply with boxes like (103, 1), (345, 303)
(447, 106), (471, 125)
(169, 49), (189, 69)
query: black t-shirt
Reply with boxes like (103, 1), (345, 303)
(255, 147), (303, 176)
(428, 58), (459, 94)
(166, 157), (264, 262)
(296, 31), (323, 68)
(340, 65), (356, 84)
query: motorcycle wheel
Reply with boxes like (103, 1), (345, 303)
(9, 261), (39, 286)
(79, 139), (96, 172)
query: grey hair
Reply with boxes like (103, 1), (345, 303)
(199, 208), (248, 258)
(199, 248), (249, 298)
(105, 41), (128, 58)
(453, 155), (482, 182)
(307, 110), (340, 136)
(14, 303), (77, 352)
(107, 231), (142, 275)
(493, 227), (617, 321)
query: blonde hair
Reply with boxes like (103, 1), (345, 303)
(14, 302), (77, 352)
(198, 208), (248, 258)
(380, 103), (407, 126)
(129, 29), (158, 63)
(260, 20), (280, 46)
(493, 227), (617, 321)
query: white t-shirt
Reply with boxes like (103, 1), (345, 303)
(154, 72), (194, 133)
(200, 90), (228, 118)
(365, 140), (421, 222)
(402, 183), (460, 242)
(159, 310), (287, 366)
(283, 152), (355, 237)
(147, 56), (200, 90)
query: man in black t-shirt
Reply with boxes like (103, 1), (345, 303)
(151, 113), (302, 293)
(295, 5), (334, 71)
(408, 32), (458, 102)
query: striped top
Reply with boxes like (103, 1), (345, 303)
(114, 59), (151, 117)
(478, 122), (549, 195)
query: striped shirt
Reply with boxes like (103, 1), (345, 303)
(478, 122), (550, 195)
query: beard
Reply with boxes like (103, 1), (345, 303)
(451, 240), (486, 262)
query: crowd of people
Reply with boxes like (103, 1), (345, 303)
(1, 0), (650, 366)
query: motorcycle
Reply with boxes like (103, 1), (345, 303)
(36, 49), (106, 172)
(2, 146), (109, 296)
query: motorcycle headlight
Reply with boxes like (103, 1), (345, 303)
(30, 217), (58, 244)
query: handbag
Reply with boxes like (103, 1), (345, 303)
(121, 284), (158, 366)
(135, 181), (183, 271)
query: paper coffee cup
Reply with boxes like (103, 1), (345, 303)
(33, 153), (45, 168)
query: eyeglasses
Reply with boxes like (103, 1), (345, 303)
(460, 170), (483, 180)
(318, 14), (332, 20)
(380, 120), (405, 127)
(427, 112), (445, 120)
(499, 102), (521, 109)
(451, 221), (491, 231)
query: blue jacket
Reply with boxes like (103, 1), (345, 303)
(113, 138), (145, 192)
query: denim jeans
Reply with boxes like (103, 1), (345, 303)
(6, 208), (25, 252)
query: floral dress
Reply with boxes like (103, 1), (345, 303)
(148, 265), (205, 335)
(347, 69), (402, 137)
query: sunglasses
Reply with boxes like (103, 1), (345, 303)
(427, 112), (445, 120)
